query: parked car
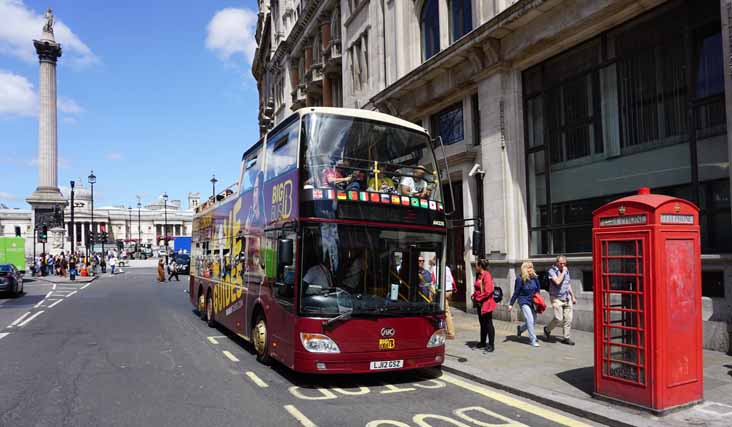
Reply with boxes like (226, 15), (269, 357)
(174, 254), (190, 275)
(157, 248), (168, 258)
(0, 264), (24, 297)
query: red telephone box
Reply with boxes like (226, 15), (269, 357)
(592, 188), (703, 414)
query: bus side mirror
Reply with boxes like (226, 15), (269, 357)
(278, 239), (294, 267)
(472, 230), (483, 256)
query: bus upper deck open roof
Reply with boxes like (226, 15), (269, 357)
(241, 108), (429, 161)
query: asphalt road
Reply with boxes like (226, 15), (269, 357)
(0, 269), (604, 427)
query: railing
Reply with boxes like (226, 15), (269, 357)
(196, 182), (239, 213)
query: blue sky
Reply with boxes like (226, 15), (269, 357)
(0, 0), (260, 209)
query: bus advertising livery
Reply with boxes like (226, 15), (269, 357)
(190, 107), (449, 373)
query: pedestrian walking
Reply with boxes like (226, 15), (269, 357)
(473, 259), (496, 352)
(544, 255), (577, 345)
(156, 258), (166, 282)
(109, 255), (117, 275)
(168, 259), (179, 282)
(508, 261), (542, 347)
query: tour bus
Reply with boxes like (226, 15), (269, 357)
(190, 107), (449, 373)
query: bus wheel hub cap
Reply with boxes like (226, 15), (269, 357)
(254, 321), (266, 353)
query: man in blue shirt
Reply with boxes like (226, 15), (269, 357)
(544, 255), (577, 345)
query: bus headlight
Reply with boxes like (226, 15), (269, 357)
(427, 329), (447, 348)
(300, 333), (341, 353)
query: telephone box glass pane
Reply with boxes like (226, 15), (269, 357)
(601, 239), (645, 385)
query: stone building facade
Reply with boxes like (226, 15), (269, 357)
(0, 188), (196, 257)
(253, 0), (732, 351)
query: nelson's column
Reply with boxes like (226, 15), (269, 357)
(26, 9), (66, 253)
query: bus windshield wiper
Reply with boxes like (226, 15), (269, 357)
(322, 309), (353, 329)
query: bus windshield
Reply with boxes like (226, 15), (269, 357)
(300, 224), (444, 317)
(301, 113), (442, 202)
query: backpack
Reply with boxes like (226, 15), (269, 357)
(538, 271), (552, 292)
(493, 286), (503, 303)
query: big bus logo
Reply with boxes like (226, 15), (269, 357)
(380, 327), (395, 337)
(271, 179), (293, 220)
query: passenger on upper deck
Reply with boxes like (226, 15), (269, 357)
(322, 159), (363, 191)
(400, 165), (432, 198)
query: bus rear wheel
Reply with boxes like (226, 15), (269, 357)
(198, 291), (206, 320)
(206, 293), (215, 328)
(252, 314), (271, 364)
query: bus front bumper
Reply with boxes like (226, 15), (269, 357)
(293, 347), (444, 374)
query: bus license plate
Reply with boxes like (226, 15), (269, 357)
(369, 360), (404, 370)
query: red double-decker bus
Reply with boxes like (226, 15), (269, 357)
(190, 107), (449, 373)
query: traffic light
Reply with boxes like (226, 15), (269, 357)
(89, 231), (96, 244)
(40, 225), (48, 243)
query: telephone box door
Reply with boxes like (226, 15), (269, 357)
(596, 234), (651, 406)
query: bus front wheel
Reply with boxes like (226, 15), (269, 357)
(252, 314), (271, 365)
(206, 293), (215, 328)
(198, 290), (206, 320)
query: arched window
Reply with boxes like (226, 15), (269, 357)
(449, 0), (472, 42)
(420, 0), (440, 61)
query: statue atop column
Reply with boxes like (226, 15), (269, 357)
(43, 8), (55, 35)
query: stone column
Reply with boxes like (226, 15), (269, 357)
(26, 22), (66, 255)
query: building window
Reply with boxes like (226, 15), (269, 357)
(312, 33), (321, 66)
(524, 3), (728, 255)
(449, 0), (472, 42)
(331, 7), (341, 43)
(431, 102), (464, 145)
(421, 0), (440, 61)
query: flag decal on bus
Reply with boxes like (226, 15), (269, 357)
(410, 198), (420, 207)
(337, 192), (348, 200)
(370, 193), (380, 202)
(391, 195), (401, 204)
(401, 197), (410, 206)
(359, 192), (368, 201)
(381, 194), (391, 203)
(429, 200), (437, 210)
(420, 199), (429, 209)
(348, 191), (359, 200)
(312, 189), (323, 200)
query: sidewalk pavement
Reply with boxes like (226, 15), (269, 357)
(33, 274), (98, 284)
(444, 308), (732, 427)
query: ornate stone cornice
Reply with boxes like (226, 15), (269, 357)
(33, 39), (62, 63)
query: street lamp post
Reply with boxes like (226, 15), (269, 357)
(88, 170), (96, 257)
(70, 180), (75, 255)
(163, 192), (168, 264)
(128, 206), (132, 242)
(211, 174), (218, 199)
(137, 196), (142, 257)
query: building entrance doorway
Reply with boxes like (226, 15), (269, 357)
(443, 180), (466, 310)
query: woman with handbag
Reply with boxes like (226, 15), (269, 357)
(508, 261), (542, 347)
(473, 259), (497, 352)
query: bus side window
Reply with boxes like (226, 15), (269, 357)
(265, 119), (299, 181)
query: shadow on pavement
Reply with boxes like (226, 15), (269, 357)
(0, 293), (44, 307)
(555, 366), (595, 396)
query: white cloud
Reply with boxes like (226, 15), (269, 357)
(105, 152), (122, 161)
(206, 8), (258, 65)
(62, 116), (77, 124)
(0, 0), (98, 67)
(0, 70), (36, 116)
(59, 96), (83, 114)
(0, 191), (18, 201)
